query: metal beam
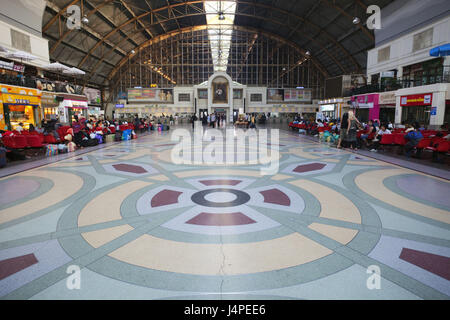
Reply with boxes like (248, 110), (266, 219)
(118, 0), (154, 38)
(45, 1), (127, 57)
(106, 24), (330, 85)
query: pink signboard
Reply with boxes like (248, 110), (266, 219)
(351, 94), (380, 121)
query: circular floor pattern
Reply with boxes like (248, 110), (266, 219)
(53, 165), (377, 293)
(191, 188), (251, 208)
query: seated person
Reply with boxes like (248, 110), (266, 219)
(359, 120), (376, 148)
(404, 126), (423, 157)
(369, 125), (391, 152)
(15, 123), (24, 133)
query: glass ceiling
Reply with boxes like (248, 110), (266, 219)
(204, 1), (237, 72)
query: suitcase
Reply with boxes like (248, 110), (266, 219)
(45, 145), (58, 157)
(105, 134), (115, 143)
(58, 144), (68, 154)
(0, 147), (7, 168)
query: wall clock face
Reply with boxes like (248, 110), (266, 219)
(216, 88), (223, 96)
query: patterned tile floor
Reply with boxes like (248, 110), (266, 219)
(0, 126), (449, 300)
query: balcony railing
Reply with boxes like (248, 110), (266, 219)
(0, 73), (38, 89)
(344, 66), (450, 96)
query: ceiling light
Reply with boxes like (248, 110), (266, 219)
(305, 51), (311, 56)
(352, 17), (360, 24)
(218, 12), (225, 20)
(81, 16), (89, 24)
(131, 50), (135, 54)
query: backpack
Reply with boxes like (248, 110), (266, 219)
(95, 134), (103, 144)
(45, 145), (58, 157)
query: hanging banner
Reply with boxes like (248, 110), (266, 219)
(284, 89), (312, 102)
(127, 88), (174, 102)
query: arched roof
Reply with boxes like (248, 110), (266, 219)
(42, 0), (395, 87)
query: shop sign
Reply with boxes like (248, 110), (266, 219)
(0, 84), (41, 96)
(351, 94), (378, 109)
(320, 104), (335, 112)
(430, 107), (437, 116)
(381, 71), (395, 78)
(379, 92), (396, 105)
(0, 60), (25, 73)
(400, 93), (433, 107)
(2, 93), (40, 106)
(41, 92), (58, 107)
(35, 79), (84, 95)
(63, 99), (88, 109)
(115, 104), (124, 108)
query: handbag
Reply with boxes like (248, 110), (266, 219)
(67, 142), (76, 152)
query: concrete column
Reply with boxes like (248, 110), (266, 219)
(430, 90), (446, 129)
(395, 96), (402, 124)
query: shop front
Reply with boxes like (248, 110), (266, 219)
(396, 83), (450, 129)
(0, 85), (42, 130)
(319, 104), (336, 119)
(351, 93), (380, 123)
(318, 98), (350, 120)
(378, 91), (396, 124)
(58, 95), (89, 124)
(399, 93), (433, 125)
(41, 92), (59, 120)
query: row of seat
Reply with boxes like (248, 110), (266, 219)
(380, 134), (450, 153)
(289, 122), (332, 133)
(2, 135), (43, 149)
(289, 122), (450, 155)
(1, 124), (136, 150)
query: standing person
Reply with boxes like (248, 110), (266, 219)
(250, 114), (256, 129)
(346, 111), (361, 150)
(337, 112), (349, 149)
(207, 114), (211, 127)
(133, 115), (140, 131)
(191, 114), (198, 130)
(211, 113), (216, 128)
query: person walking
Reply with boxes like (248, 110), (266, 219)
(346, 111), (361, 150)
(191, 114), (198, 130)
(211, 113), (216, 128)
(337, 112), (348, 149)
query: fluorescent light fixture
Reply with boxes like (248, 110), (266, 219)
(296, 86), (304, 89)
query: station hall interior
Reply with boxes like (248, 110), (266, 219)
(0, 0), (449, 301)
